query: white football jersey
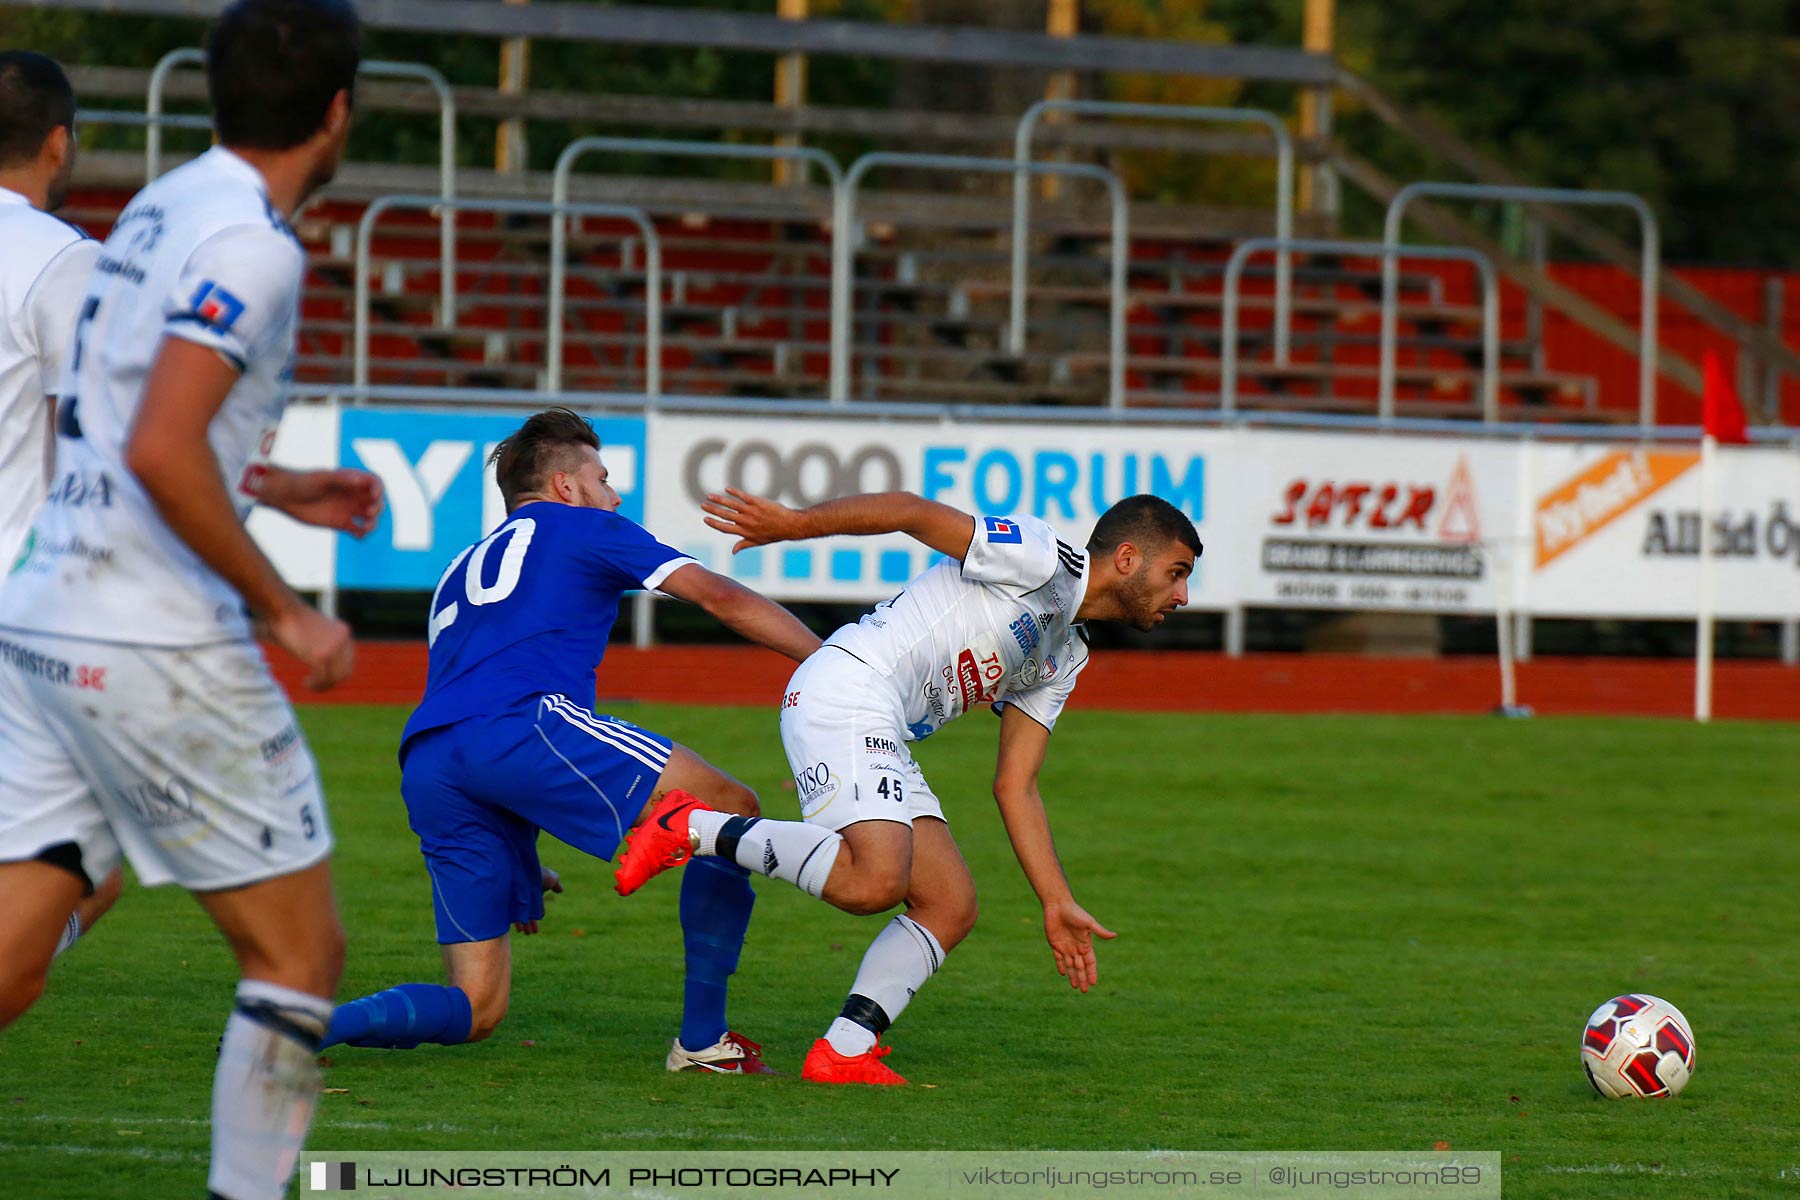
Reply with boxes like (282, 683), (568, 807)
(826, 513), (1093, 739)
(1, 148), (304, 646)
(0, 185), (98, 572)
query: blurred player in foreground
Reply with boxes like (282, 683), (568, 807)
(0, 50), (122, 958)
(321, 408), (822, 1075)
(617, 490), (1199, 1084)
(0, 5), (381, 1199)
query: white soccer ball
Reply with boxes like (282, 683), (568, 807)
(1580, 993), (1696, 1099)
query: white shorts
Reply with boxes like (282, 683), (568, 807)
(779, 647), (945, 833)
(0, 630), (332, 891)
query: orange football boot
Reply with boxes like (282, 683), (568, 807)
(614, 789), (709, 896)
(800, 1037), (906, 1086)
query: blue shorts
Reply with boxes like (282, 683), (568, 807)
(400, 693), (674, 944)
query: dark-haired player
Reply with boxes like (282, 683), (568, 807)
(618, 491), (1200, 1084)
(0, 5), (375, 1198)
(321, 408), (822, 1076)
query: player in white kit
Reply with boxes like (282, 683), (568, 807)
(0, 51), (123, 958)
(0, 5), (376, 1199)
(615, 489), (1199, 1084)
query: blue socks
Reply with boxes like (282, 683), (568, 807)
(321, 983), (474, 1050)
(320, 862), (754, 1054)
(678, 855), (755, 1051)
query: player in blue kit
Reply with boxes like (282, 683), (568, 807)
(322, 408), (822, 1072)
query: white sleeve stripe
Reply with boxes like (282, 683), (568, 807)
(641, 555), (699, 593)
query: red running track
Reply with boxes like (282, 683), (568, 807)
(269, 642), (1800, 721)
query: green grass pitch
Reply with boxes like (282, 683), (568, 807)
(4, 704), (1798, 1198)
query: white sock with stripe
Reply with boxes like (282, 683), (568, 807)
(51, 911), (82, 958)
(687, 811), (842, 899)
(207, 979), (332, 1200)
(824, 913), (946, 1057)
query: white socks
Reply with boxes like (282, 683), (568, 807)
(689, 812), (843, 899)
(51, 912), (81, 959)
(207, 980), (333, 1200)
(824, 914), (946, 1057)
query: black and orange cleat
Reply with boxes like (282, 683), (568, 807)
(614, 788), (709, 896)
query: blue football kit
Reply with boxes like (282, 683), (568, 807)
(324, 500), (760, 1056)
(401, 501), (695, 944)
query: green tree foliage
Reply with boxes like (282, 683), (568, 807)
(1323, 0), (1800, 266)
(4, 0), (1796, 262)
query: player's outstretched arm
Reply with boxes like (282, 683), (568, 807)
(658, 563), (823, 663)
(703, 488), (976, 561)
(993, 703), (1117, 994)
(124, 337), (351, 690)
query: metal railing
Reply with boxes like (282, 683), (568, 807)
(147, 49), (460, 328)
(1012, 100), (1294, 362)
(282, 383), (1797, 446)
(353, 196), (662, 396)
(1221, 237), (1500, 421)
(549, 137), (841, 392)
(78, 108), (212, 135)
(1383, 182), (1659, 425)
(833, 151), (1129, 408)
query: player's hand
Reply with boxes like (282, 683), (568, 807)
(275, 468), (385, 537)
(700, 487), (808, 552)
(513, 868), (564, 934)
(268, 602), (354, 691)
(1043, 899), (1117, 993)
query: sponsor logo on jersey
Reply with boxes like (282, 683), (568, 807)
(95, 255), (146, 285)
(24, 535), (113, 569)
(907, 720), (936, 740)
(921, 676), (947, 722)
(260, 724), (301, 764)
(46, 469), (115, 509)
(114, 778), (208, 831)
(1017, 657), (1040, 687)
(189, 280), (246, 333)
(0, 638), (75, 685)
(956, 649), (985, 703)
(1039, 611), (1056, 629)
(983, 516), (1023, 544)
(1008, 612), (1040, 654)
(863, 736), (899, 757)
(794, 762), (839, 812)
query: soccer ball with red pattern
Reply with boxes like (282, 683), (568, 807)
(1580, 994), (1696, 1099)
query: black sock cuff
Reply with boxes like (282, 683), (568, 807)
(234, 999), (326, 1053)
(714, 815), (762, 862)
(839, 993), (892, 1036)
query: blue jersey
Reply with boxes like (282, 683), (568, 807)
(402, 501), (695, 751)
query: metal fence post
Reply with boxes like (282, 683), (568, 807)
(356, 196), (661, 397)
(1383, 182), (1661, 425)
(148, 52), (459, 328)
(550, 137), (841, 394)
(1013, 100), (1293, 363)
(1224, 236), (1498, 422)
(839, 151), (1129, 407)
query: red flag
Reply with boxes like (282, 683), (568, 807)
(1701, 348), (1750, 443)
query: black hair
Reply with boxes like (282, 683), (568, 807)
(488, 408), (602, 510)
(1088, 494), (1202, 561)
(0, 51), (75, 170)
(206, 0), (362, 151)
